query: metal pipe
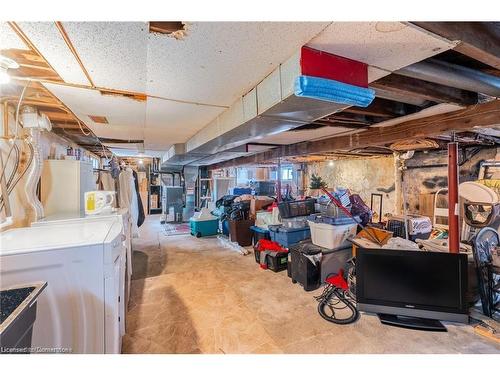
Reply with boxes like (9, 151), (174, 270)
(396, 59), (500, 98)
(448, 142), (460, 253)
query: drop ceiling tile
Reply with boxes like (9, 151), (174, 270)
(17, 22), (91, 85)
(60, 22), (148, 93)
(145, 97), (224, 143)
(146, 22), (329, 106)
(307, 22), (455, 73)
(85, 124), (144, 140)
(0, 22), (28, 51)
(43, 83), (146, 128)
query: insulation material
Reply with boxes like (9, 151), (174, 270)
(294, 76), (375, 107)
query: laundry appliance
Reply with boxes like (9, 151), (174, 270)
(31, 209), (132, 336)
(0, 219), (125, 353)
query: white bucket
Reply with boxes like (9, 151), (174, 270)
(308, 220), (357, 250)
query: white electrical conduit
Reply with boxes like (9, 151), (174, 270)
(25, 128), (44, 221)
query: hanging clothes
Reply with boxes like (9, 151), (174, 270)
(101, 171), (115, 192)
(132, 170), (145, 227)
(119, 167), (139, 237)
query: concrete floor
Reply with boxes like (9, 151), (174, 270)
(121, 215), (500, 354)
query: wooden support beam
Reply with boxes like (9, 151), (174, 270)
(342, 98), (410, 118)
(412, 22), (500, 69)
(210, 99), (500, 169)
(370, 74), (478, 105)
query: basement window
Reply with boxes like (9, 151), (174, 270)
(282, 167), (293, 181)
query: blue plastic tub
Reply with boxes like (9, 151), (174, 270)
(221, 219), (230, 236)
(190, 218), (219, 237)
(229, 187), (253, 196)
(250, 226), (271, 244)
(268, 225), (311, 248)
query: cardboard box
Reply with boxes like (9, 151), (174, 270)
(352, 226), (393, 256)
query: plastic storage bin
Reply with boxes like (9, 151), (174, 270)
(268, 225), (311, 247)
(254, 249), (288, 272)
(229, 187), (253, 196)
(289, 241), (322, 291)
(252, 181), (276, 196)
(282, 216), (309, 229)
(229, 219), (255, 246)
(307, 216), (358, 250)
(190, 218), (219, 237)
(278, 199), (316, 218)
(250, 226), (271, 244)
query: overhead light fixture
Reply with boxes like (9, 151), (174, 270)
(0, 55), (20, 85)
(328, 160), (334, 167)
(138, 159), (144, 165)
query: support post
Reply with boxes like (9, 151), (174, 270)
(276, 158), (282, 202)
(448, 142), (460, 253)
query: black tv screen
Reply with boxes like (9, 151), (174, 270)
(356, 249), (468, 315)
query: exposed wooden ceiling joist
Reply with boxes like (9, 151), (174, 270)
(210, 99), (500, 168)
(342, 98), (415, 118)
(370, 74), (478, 106)
(412, 22), (500, 69)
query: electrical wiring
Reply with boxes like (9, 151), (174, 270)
(5, 143), (20, 189)
(0, 140), (34, 209)
(77, 118), (91, 136)
(0, 143), (19, 205)
(0, 80), (30, 184)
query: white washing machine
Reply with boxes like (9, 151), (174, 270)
(0, 219), (124, 353)
(31, 208), (132, 336)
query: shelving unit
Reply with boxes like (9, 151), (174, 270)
(196, 168), (212, 209)
(148, 166), (162, 215)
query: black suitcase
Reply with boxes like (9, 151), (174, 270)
(289, 241), (322, 291)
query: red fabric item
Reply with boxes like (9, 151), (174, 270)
(325, 269), (348, 290)
(300, 46), (368, 88)
(255, 239), (288, 253)
(267, 202), (278, 212)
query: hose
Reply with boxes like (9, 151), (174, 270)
(315, 284), (359, 325)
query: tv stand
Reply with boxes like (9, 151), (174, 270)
(377, 313), (447, 332)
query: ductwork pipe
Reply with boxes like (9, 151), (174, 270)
(395, 59), (500, 98)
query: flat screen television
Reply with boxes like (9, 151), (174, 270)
(356, 248), (469, 330)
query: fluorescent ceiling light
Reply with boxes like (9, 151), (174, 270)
(0, 67), (9, 84)
(0, 55), (19, 85)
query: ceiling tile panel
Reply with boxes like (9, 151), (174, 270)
(17, 22), (91, 85)
(147, 22), (329, 105)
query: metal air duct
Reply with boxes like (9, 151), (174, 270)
(395, 59), (500, 98)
